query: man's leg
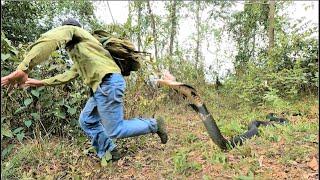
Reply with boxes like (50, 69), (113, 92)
(79, 97), (116, 158)
(94, 73), (158, 139)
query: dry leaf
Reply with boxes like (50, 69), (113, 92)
(258, 155), (264, 167)
(308, 157), (318, 171)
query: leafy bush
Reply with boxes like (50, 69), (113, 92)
(222, 19), (318, 105)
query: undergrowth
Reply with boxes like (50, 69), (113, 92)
(1, 88), (318, 179)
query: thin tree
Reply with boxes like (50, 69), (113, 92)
(268, 0), (275, 53)
(169, 0), (177, 56)
(196, 0), (200, 68)
(127, 2), (133, 41)
(147, 1), (158, 60)
(137, 2), (142, 51)
(195, 0), (201, 69)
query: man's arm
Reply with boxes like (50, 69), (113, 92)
(25, 64), (79, 87)
(17, 27), (75, 73)
(40, 64), (79, 86)
(1, 26), (76, 88)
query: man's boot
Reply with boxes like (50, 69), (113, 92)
(101, 148), (121, 166)
(156, 117), (168, 144)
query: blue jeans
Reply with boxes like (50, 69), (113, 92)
(79, 73), (158, 158)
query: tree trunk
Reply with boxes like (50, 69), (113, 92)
(169, 0), (177, 56)
(128, 2), (133, 41)
(268, 0), (275, 52)
(195, 0), (201, 69)
(147, 1), (158, 60)
(137, 2), (142, 51)
(134, 1), (142, 51)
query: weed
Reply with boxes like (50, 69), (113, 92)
(209, 151), (227, 165)
(172, 150), (202, 176)
(1, 144), (37, 179)
(184, 133), (199, 144)
(235, 171), (255, 180)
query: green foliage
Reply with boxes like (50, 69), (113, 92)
(209, 151), (227, 165)
(1, 144), (38, 179)
(1, 0), (95, 44)
(223, 8), (318, 105)
(228, 0), (271, 70)
(223, 62), (317, 106)
(173, 150), (202, 176)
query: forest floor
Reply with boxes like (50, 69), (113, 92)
(1, 92), (319, 179)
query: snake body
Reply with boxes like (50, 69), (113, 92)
(157, 80), (287, 150)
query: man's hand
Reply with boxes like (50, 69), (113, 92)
(1, 70), (28, 89)
(24, 78), (44, 87)
(162, 70), (176, 81)
(155, 70), (177, 87)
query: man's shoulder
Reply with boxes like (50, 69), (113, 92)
(43, 26), (89, 37)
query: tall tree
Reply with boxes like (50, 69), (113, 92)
(126, 2), (134, 41)
(137, 2), (142, 51)
(147, 1), (158, 60)
(195, 0), (201, 69)
(169, 0), (177, 56)
(268, 0), (275, 52)
(228, 0), (269, 74)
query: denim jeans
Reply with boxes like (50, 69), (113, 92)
(79, 73), (158, 158)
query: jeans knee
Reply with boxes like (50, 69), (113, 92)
(79, 114), (86, 129)
(103, 121), (122, 138)
(79, 111), (92, 129)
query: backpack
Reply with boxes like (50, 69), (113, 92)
(93, 30), (143, 76)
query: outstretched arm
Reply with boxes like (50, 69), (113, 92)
(1, 70), (28, 89)
(40, 64), (79, 86)
(24, 64), (79, 88)
(1, 26), (75, 88)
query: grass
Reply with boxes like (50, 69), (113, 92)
(1, 92), (319, 179)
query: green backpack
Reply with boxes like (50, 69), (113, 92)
(93, 30), (143, 76)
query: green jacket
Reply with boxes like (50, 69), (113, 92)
(17, 25), (121, 92)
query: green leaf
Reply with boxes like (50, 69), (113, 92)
(16, 132), (25, 142)
(54, 110), (66, 119)
(67, 107), (77, 115)
(1, 124), (13, 138)
(1, 53), (11, 61)
(31, 89), (40, 98)
(9, 48), (19, 55)
(1, 117), (6, 123)
(3, 37), (12, 46)
(101, 151), (112, 167)
(58, 100), (65, 106)
(13, 127), (24, 134)
(24, 120), (32, 128)
(24, 98), (33, 106)
(31, 113), (40, 120)
(14, 107), (26, 114)
(1, 144), (14, 159)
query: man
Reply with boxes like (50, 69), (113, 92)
(1, 18), (168, 165)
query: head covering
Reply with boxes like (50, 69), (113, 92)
(62, 18), (81, 27)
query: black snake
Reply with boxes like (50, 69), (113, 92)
(157, 80), (288, 150)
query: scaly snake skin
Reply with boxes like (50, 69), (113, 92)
(157, 79), (288, 150)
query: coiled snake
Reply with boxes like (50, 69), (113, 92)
(157, 79), (288, 150)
